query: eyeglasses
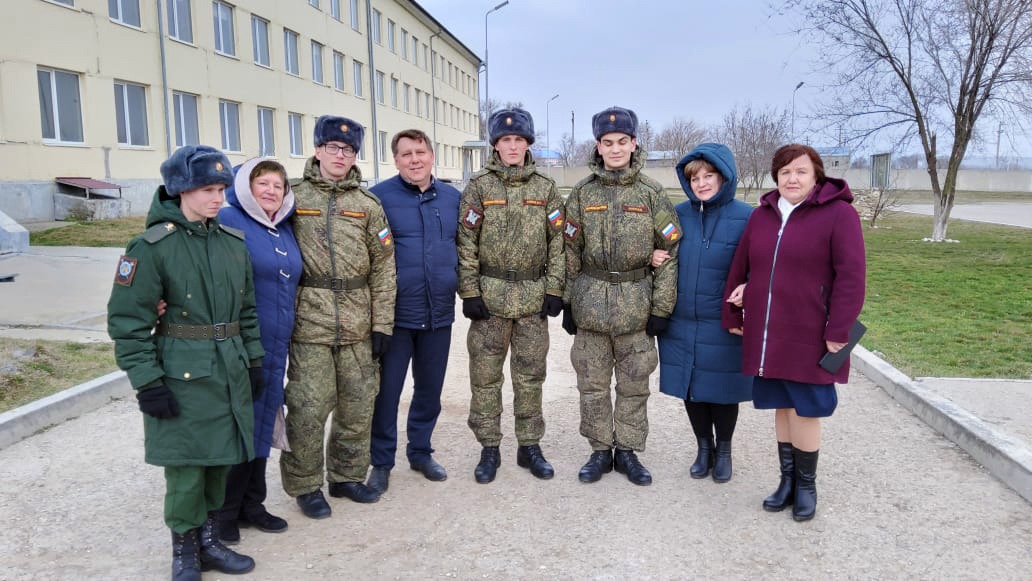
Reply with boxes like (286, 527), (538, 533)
(322, 143), (356, 157)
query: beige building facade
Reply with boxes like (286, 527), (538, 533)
(0, 0), (481, 221)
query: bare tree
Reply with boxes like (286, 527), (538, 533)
(654, 117), (708, 159)
(573, 139), (598, 166)
(557, 132), (576, 167)
(792, 0), (1032, 241)
(717, 104), (790, 200)
(637, 120), (656, 153)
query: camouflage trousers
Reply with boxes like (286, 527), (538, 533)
(467, 314), (548, 447)
(571, 329), (657, 452)
(280, 340), (379, 497)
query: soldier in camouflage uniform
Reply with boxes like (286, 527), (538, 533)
(562, 106), (680, 486)
(457, 108), (565, 484)
(280, 116), (396, 518)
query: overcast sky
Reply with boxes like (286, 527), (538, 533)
(418, 0), (1030, 160)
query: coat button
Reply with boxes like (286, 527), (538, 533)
(186, 293), (192, 299)
(181, 311), (188, 316)
(183, 372), (191, 379)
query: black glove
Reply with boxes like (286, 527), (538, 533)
(249, 366), (265, 400)
(540, 295), (564, 319)
(561, 303), (577, 335)
(646, 315), (670, 337)
(462, 297), (492, 321)
(136, 384), (180, 419)
(372, 331), (392, 360)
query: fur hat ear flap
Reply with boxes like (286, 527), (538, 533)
(489, 107), (535, 145)
(314, 115), (365, 153)
(160, 145), (233, 197)
(592, 107), (638, 141)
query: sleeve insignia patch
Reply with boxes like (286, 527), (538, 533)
(296, 208), (323, 216)
(523, 199), (546, 206)
(563, 218), (581, 241)
(340, 210), (367, 218)
(377, 227), (393, 247)
(661, 222), (682, 241)
(462, 205), (484, 229)
(585, 204), (609, 212)
(483, 199), (507, 206)
(548, 209), (564, 229)
(623, 204), (648, 214)
(114, 255), (138, 286)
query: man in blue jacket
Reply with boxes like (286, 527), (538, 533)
(366, 129), (460, 493)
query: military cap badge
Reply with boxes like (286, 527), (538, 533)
(215, 162), (224, 171)
(609, 114), (616, 122)
(505, 117), (513, 125)
(165, 223), (176, 231)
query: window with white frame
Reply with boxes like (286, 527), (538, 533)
(401, 29), (408, 60)
(218, 100), (240, 151)
(288, 112), (303, 156)
(308, 0), (319, 8)
(212, 1), (235, 56)
(330, 0), (340, 21)
(414, 88), (421, 116)
(375, 70), (384, 105)
(424, 94), (430, 119)
(412, 36), (419, 65)
(403, 83), (410, 112)
(257, 107), (275, 156)
(387, 19), (395, 52)
(356, 134), (365, 161)
(378, 130), (387, 159)
(422, 44), (429, 71)
(252, 15), (270, 66)
(311, 41), (324, 83)
(390, 77), (398, 108)
(333, 51), (345, 91)
(349, 0), (359, 31)
(167, 0), (193, 43)
(37, 67), (84, 143)
(371, 9), (381, 44)
(172, 91), (199, 146)
(353, 60), (364, 97)
(52, 0), (74, 5)
(284, 29), (299, 75)
(113, 81), (149, 146)
(109, 0), (141, 27)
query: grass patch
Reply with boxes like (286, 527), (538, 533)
(0, 339), (117, 413)
(30, 216), (146, 248)
(862, 214), (1032, 378)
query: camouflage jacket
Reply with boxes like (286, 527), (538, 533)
(457, 151), (565, 319)
(291, 157), (396, 345)
(564, 149), (680, 336)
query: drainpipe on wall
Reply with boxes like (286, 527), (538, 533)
(429, 30), (441, 176)
(364, 0), (379, 182)
(155, 0), (172, 158)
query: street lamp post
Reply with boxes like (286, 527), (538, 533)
(791, 81), (804, 141)
(545, 93), (559, 154)
(483, 1), (509, 115)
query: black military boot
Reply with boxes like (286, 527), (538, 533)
(217, 514), (240, 545)
(577, 449), (613, 483)
(328, 481), (381, 503)
(171, 528), (201, 581)
(690, 436), (715, 479)
(614, 448), (653, 486)
(762, 442), (795, 512)
(199, 513), (256, 574)
(516, 444), (555, 479)
(712, 440), (733, 483)
(792, 448), (819, 522)
(474, 446), (501, 484)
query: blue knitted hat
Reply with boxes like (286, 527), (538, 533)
(592, 106), (638, 140)
(159, 145), (233, 197)
(489, 108), (535, 145)
(314, 115), (364, 152)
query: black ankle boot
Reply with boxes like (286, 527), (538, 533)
(474, 446), (501, 484)
(792, 447), (819, 522)
(171, 528), (201, 581)
(578, 449), (613, 483)
(614, 448), (652, 486)
(762, 442), (796, 512)
(199, 513), (256, 574)
(516, 444), (555, 479)
(690, 436), (714, 479)
(712, 440), (733, 483)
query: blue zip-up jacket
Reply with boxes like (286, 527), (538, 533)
(658, 143), (753, 403)
(218, 158), (302, 457)
(370, 175), (459, 330)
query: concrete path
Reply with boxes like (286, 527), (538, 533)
(898, 202), (1032, 229)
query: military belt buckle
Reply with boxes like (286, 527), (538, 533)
(212, 323), (228, 341)
(607, 272), (622, 284)
(330, 278), (345, 291)
(504, 269), (519, 282)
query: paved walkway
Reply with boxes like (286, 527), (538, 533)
(899, 202), (1032, 229)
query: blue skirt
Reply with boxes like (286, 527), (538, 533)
(752, 377), (838, 418)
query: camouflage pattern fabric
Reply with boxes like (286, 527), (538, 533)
(466, 314), (548, 446)
(280, 340), (379, 495)
(571, 329), (657, 451)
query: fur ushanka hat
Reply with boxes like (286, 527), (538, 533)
(160, 145), (233, 197)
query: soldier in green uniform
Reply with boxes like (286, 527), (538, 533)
(562, 107), (680, 486)
(457, 108), (565, 484)
(107, 145), (265, 580)
(280, 116), (397, 518)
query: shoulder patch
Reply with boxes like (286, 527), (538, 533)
(563, 218), (581, 241)
(470, 168), (491, 180)
(377, 226), (393, 248)
(141, 222), (176, 244)
(219, 224), (246, 240)
(357, 187), (384, 205)
(639, 174), (665, 194)
(289, 177), (304, 188)
(572, 175), (595, 190)
(462, 205), (484, 229)
(548, 208), (564, 229)
(532, 169), (558, 184)
(114, 255), (138, 286)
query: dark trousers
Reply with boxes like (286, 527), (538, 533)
(217, 457), (269, 521)
(685, 401), (740, 441)
(370, 325), (452, 468)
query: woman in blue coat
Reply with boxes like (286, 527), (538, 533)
(656, 143), (753, 482)
(215, 158), (302, 542)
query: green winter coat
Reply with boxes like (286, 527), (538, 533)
(457, 150), (565, 319)
(291, 157), (396, 345)
(564, 149), (680, 336)
(107, 188), (264, 467)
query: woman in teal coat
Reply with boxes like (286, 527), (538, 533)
(107, 145), (264, 580)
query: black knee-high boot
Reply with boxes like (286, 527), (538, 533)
(792, 447), (819, 522)
(762, 442), (795, 512)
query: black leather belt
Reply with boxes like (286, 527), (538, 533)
(301, 275), (368, 291)
(480, 265), (546, 282)
(156, 321), (240, 341)
(583, 267), (649, 284)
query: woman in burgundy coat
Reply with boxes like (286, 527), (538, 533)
(722, 144), (866, 522)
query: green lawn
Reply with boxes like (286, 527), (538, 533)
(29, 216), (145, 248)
(0, 339), (116, 414)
